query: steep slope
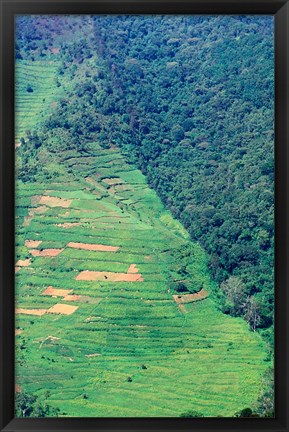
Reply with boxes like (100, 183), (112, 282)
(16, 118), (268, 418)
(15, 15), (271, 417)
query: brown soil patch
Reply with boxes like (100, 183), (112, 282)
(173, 289), (208, 304)
(15, 329), (23, 336)
(16, 258), (31, 267)
(16, 308), (47, 316)
(103, 177), (125, 186)
(51, 47), (60, 54)
(47, 303), (79, 315)
(85, 353), (101, 358)
(62, 294), (82, 302)
(30, 248), (64, 257)
(15, 267), (21, 273)
(39, 195), (72, 208)
(15, 142), (21, 149)
(55, 222), (81, 228)
(25, 240), (42, 248)
(127, 264), (139, 274)
(67, 242), (119, 252)
(32, 205), (48, 214)
(42, 286), (72, 297)
(76, 270), (143, 282)
(15, 384), (21, 393)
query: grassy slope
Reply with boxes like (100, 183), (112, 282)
(15, 58), (62, 142)
(15, 63), (269, 418)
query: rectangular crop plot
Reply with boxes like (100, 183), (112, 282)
(25, 239), (42, 248)
(29, 248), (64, 257)
(47, 303), (79, 315)
(42, 286), (72, 297)
(32, 195), (72, 208)
(67, 242), (119, 252)
(15, 258), (31, 267)
(16, 308), (47, 316)
(75, 270), (144, 282)
(173, 289), (208, 304)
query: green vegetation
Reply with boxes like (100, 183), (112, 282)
(15, 15), (274, 417)
(15, 391), (60, 417)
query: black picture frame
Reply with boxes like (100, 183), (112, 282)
(0, 0), (288, 431)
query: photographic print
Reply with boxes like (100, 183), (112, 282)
(15, 14), (274, 418)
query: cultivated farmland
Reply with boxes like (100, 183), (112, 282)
(15, 141), (268, 417)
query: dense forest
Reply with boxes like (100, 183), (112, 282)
(16, 15), (274, 416)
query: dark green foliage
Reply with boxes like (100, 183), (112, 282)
(256, 367), (274, 417)
(234, 407), (260, 418)
(15, 391), (60, 418)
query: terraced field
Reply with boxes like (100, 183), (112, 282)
(15, 59), (62, 143)
(15, 141), (269, 416)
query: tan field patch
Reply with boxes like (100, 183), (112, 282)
(38, 195), (72, 208)
(42, 286), (72, 297)
(25, 239), (42, 248)
(15, 384), (21, 393)
(127, 264), (140, 274)
(47, 303), (79, 315)
(16, 258), (31, 267)
(62, 294), (82, 302)
(76, 270), (143, 282)
(15, 329), (23, 336)
(103, 177), (125, 186)
(67, 242), (119, 252)
(16, 308), (47, 316)
(55, 222), (81, 228)
(15, 142), (21, 149)
(15, 267), (21, 273)
(31, 205), (48, 214)
(173, 289), (208, 305)
(85, 353), (101, 358)
(30, 248), (64, 257)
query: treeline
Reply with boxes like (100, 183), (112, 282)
(90, 15), (274, 347)
(16, 16), (274, 348)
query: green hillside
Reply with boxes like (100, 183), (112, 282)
(15, 15), (273, 418)
(16, 140), (268, 417)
